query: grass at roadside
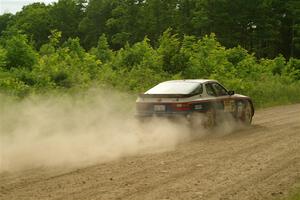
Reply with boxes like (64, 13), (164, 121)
(286, 191), (300, 200)
(284, 184), (300, 200)
(250, 82), (300, 109)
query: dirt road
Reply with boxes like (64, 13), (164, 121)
(1, 104), (300, 200)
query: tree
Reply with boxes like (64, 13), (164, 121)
(105, 0), (145, 48)
(10, 3), (51, 49)
(191, 0), (284, 58)
(90, 34), (113, 62)
(287, 0), (300, 58)
(176, 0), (197, 35)
(49, 0), (86, 43)
(4, 34), (37, 70)
(0, 0), (299, 58)
(140, 0), (180, 43)
(79, 0), (115, 49)
(0, 13), (13, 36)
(0, 46), (7, 68)
(34, 37), (101, 88)
(157, 29), (186, 74)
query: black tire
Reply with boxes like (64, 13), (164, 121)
(242, 101), (253, 125)
(190, 109), (215, 129)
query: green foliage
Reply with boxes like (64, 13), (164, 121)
(112, 66), (168, 92)
(10, 3), (51, 48)
(0, 46), (7, 68)
(0, 26), (299, 108)
(105, 0), (144, 47)
(139, 0), (180, 43)
(286, 58), (300, 80)
(182, 34), (231, 79)
(285, 184), (300, 200)
(49, 30), (62, 48)
(90, 34), (113, 62)
(112, 38), (162, 71)
(226, 46), (249, 66)
(78, 0), (114, 49)
(268, 55), (286, 75)
(0, 13), (13, 35)
(4, 34), (37, 70)
(49, 0), (85, 43)
(33, 39), (101, 89)
(158, 29), (183, 74)
(0, 68), (30, 97)
(1, 0), (300, 58)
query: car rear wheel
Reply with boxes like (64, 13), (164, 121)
(203, 109), (215, 128)
(190, 109), (215, 129)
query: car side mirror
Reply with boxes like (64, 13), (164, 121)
(228, 90), (235, 96)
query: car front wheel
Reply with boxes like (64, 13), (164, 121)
(242, 101), (253, 125)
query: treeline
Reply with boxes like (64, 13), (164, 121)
(0, 0), (300, 58)
(0, 29), (300, 107)
(0, 0), (300, 107)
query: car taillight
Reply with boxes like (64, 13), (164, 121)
(174, 103), (191, 111)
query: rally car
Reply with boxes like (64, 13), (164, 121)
(136, 79), (254, 127)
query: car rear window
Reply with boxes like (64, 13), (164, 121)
(145, 82), (202, 95)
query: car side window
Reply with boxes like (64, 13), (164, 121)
(192, 84), (203, 95)
(212, 83), (228, 96)
(206, 83), (216, 96)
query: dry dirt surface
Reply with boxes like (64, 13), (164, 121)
(1, 104), (300, 200)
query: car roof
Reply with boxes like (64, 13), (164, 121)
(162, 79), (216, 84)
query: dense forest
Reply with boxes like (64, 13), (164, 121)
(1, 0), (300, 58)
(0, 0), (300, 107)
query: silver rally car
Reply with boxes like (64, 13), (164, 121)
(136, 79), (254, 127)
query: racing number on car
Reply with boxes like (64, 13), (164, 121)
(223, 100), (235, 112)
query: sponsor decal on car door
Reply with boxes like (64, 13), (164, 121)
(223, 98), (235, 112)
(210, 82), (236, 113)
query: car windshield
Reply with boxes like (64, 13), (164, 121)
(145, 82), (202, 95)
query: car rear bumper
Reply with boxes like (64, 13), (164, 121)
(135, 111), (192, 119)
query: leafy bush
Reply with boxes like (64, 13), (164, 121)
(0, 30), (299, 108)
(0, 69), (30, 97)
(2, 34), (37, 70)
(0, 46), (7, 68)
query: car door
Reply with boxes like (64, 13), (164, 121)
(211, 82), (236, 113)
(205, 83), (224, 111)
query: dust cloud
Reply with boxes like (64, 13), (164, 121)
(0, 89), (191, 172)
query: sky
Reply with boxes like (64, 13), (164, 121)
(0, 0), (57, 14)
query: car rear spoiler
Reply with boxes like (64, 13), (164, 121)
(138, 93), (196, 98)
